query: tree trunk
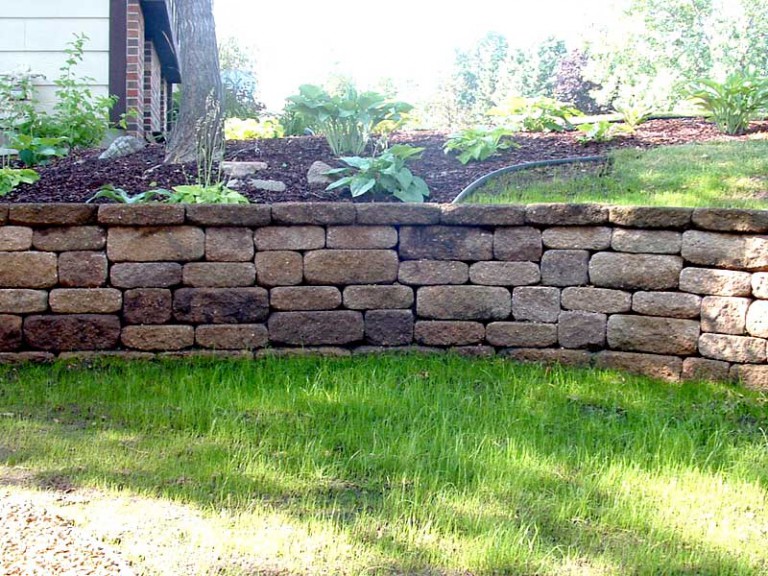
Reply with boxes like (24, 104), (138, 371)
(164, 0), (223, 165)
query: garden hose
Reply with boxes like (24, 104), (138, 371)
(451, 155), (608, 204)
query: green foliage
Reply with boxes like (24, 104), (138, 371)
(575, 120), (629, 144)
(0, 70), (40, 137)
(687, 71), (768, 135)
(225, 117), (284, 140)
(443, 127), (519, 164)
(613, 97), (654, 130)
(285, 84), (412, 156)
(86, 185), (170, 204)
(278, 106), (313, 136)
(9, 134), (68, 167)
(165, 184), (250, 204)
(490, 96), (583, 132)
(325, 145), (429, 203)
(0, 167), (39, 196)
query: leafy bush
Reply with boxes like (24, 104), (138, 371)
(0, 167), (39, 196)
(9, 134), (68, 167)
(325, 145), (429, 203)
(285, 84), (412, 156)
(489, 96), (583, 132)
(576, 121), (630, 144)
(613, 98), (653, 131)
(87, 183), (249, 204)
(225, 117), (284, 140)
(687, 71), (768, 135)
(86, 185), (170, 204)
(443, 127), (519, 164)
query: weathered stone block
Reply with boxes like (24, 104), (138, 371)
(182, 263), (256, 287)
(121, 325), (194, 351)
(186, 205), (271, 226)
(304, 250), (399, 284)
(450, 345), (496, 358)
(525, 203), (607, 225)
(699, 333), (766, 363)
(513, 287), (560, 322)
(752, 273), (768, 299)
(269, 311), (364, 345)
(0, 226), (32, 251)
(469, 262), (540, 286)
(730, 365), (768, 391)
(110, 262), (182, 288)
(682, 231), (768, 270)
(0, 352), (54, 364)
(398, 260), (468, 285)
(326, 226), (398, 249)
(611, 229), (681, 254)
(0, 315), (22, 351)
(343, 285), (413, 310)
(440, 205), (525, 226)
(255, 251), (303, 287)
(607, 315), (699, 355)
(0, 289), (48, 314)
(257, 347), (351, 359)
(679, 268), (752, 296)
(32, 226), (106, 252)
(589, 253), (682, 290)
(701, 296), (749, 334)
(24, 315), (120, 351)
(271, 203), (356, 224)
(632, 292), (701, 319)
(692, 208), (768, 233)
(271, 286), (342, 311)
(173, 288), (269, 324)
(196, 324), (268, 349)
(205, 228), (254, 261)
(558, 311), (606, 349)
(108, 226), (205, 262)
(355, 204), (441, 225)
(682, 358), (731, 382)
(9, 204), (96, 226)
(0, 252), (57, 288)
(493, 227), (542, 261)
(414, 321), (484, 346)
(59, 252), (107, 288)
(542, 226), (611, 250)
(98, 205), (185, 225)
(365, 310), (414, 346)
(0, 206), (7, 224)
(541, 250), (589, 286)
(486, 322), (558, 347)
(595, 351), (682, 382)
(608, 206), (692, 229)
(745, 300), (768, 338)
(561, 287), (631, 314)
(123, 289), (173, 324)
(49, 289), (122, 314)
(500, 348), (592, 367)
(400, 226), (493, 261)
(417, 286), (511, 320)
(254, 226), (325, 250)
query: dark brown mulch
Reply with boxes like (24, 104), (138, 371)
(6, 118), (766, 204)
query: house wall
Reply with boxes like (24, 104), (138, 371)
(0, 0), (110, 112)
(143, 40), (164, 135)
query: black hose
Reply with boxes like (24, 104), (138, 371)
(452, 155), (608, 204)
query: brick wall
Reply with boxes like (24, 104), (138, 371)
(143, 40), (163, 135)
(0, 202), (767, 389)
(125, 0), (145, 135)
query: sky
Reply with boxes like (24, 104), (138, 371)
(213, 0), (624, 110)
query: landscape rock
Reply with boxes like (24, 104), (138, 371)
(400, 226), (493, 261)
(269, 311), (364, 345)
(745, 300), (768, 338)
(398, 260), (468, 285)
(607, 315), (699, 355)
(195, 324), (268, 349)
(270, 286), (341, 311)
(0, 315), (22, 351)
(417, 286), (511, 320)
(699, 333), (766, 363)
(123, 289), (173, 324)
(700, 296), (749, 334)
(541, 250), (589, 286)
(486, 322), (558, 347)
(59, 252), (107, 287)
(49, 289), (122, 314)
(205, 227), (254, 261)
(561, 287), (631, 313)
(365, 310), (414, 346)
(98, 135), (146, 160)
(679, 268), (752, 296)
(632, 292), (701, 319)
(306, 160), (334, 188)
(343, 285), (413, 310)
(121, 325), (194, 351)
(469, 262), (540, 286)
(589, 253), (682, 290)
(182, 262), (256, 287)
(682, 358), (731, 382)
(110, 262), (182, 288)
(0, 290), (48, 314)
(326, 226), (398, 249)
(107, 226), (204, 262)
(254, 226), (325, 251)
(304, 250), (399, 285)
(682, 231), (768, 270)
(220, 161), (268, 178)
(24, 315), (120, 351)
(0, 252), (57, 288)
(414, 321), (484, 346)
(542, 226), (612, 250)
(254, 251), (303, 286)
(595, 351), (682, 381)
(173, 288), (269, 324)
(611, 229), (681, 254)
(493, 227), (542, 261)
(512, 287), (560, 323)
(249, 179), (287, 193)
(558, 311), (606, 349)
(0, 227), (32, 251)
(32, 226), (106, 251)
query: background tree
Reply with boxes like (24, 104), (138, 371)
(218, 36), (264, 119)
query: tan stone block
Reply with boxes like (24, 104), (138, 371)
(257, 347), (351, 358)
(196, 324), (268, 349)
(632, 292), (701, 319)
(611, 229), (681, 254)
(541, 250), (589, 286)
(205, 227), (254, 261)
(699, 333), (766, 363)
(608, 206), (692, 229)
(365, 310), (414, 346)
(121, 325), (194, 351)
(414, 321), (484, 346)
(0, 352), (55, 364)
(0, 315), (22, 351)
(417, 286), (511, 320)
(343, 285), (413, 310)
(107, 226), (205, 262)
(682, 358), (731, 382)
(9, 204), (96, 226)
(326, 226), (398, 249)
(32, 226), (106, 251)
(558, 311), (606, 349)
(493, 227), (542, 261)
(254, 226), (324, 250)
(682, 231), (768, 270)
(561, 287), (631, 314)
(589, 253), (682, 290)
(500, 348), (592, 367)
(110, 263), (182, 288)
(526, 204), (607, 225)
(398, 260), (468, 285)
(607, 315), (699, 355)
(400, 226), (493, 261)
(271, 287), (342, 311)
(450, 345), (496, 358)
(268, 311), (364, 345)
(24, 315), (120, 351)
(701, 296), (749, 334)
(304, 250), (399, 284)
(730, 364), (768, 391)
(680, 268), (752, 296)
(255, 251), (303, 287)
(49, 289), (122, 314)
(182, 262), (255, 287)
(0, 252), (57, 288)
(752, 273), (768, 299)
(173, 288), (269, 324)
(98, 205), (185, 225)
(186, 204), (271, 226)
(440, 205), (525, 226)
(692, 208), (768, 233)
(59, 252), (107, 288)
(595, 351), (682, 382)
(513, 287), (560, 323)
(542, 226), (612, 250)
(0, 206), (6, 224)
(745, 300), (768, 338)
(486, 322), (558, 347)
(0, 226), (32, 251)
(123, 289), (173, 324)
(271, 203), (356, 224)
(0, 289), (48, 314)
(355, 204), (441, 225)
(469, 262), (540, 286)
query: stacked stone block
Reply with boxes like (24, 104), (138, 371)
(1, 202), (768, 389)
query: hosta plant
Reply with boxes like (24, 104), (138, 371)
(443, 126), (519, 164)
(86, 185), (170, 204)
(576, 121), (631, 144)
(9, 134), (68, 167)
(166, 184), (250, 204)
(0, 167), (39, 196)
(687, 71), (768, 135)
(489, 96), (583, 132)
(325, 144), (429, 203)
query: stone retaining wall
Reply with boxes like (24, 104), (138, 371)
(1, 202), (768, 388)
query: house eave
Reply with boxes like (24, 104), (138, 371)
(140, 0), (181, 84)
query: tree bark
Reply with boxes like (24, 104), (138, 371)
(164, 0), (223, 165)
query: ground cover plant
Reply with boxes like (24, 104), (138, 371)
(0, 356), (766, 575)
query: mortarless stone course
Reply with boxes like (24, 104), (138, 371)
(173, 288), (269, 324)
(271, 203), (356, 224)
(123, 289), (173, 324)
(121, 325), (194, 351)
(355, 204), (441, 225)
(679, 268), (752, 296)
(186, 205), (271, 227)
(745, 300), (768, 338)
(59, 252), (107, 288)
(595, 351), (682, 382)
(500, 348), (592, 367)
(110, 262), (181, 288)
(493, 227), (542, 261)
(364, 310), (414, 346)
(699, 333), (766, 363)
(730, 364), (768, 391)
(304, 250), (399, 284)
(398, 260), (468, 285)
(752, 273), (768, 299)
(326, 226), (398, 249)
(195, 324), (268, 349)
(108, 226), (205, 262)
(0, 290), (48, 314)
(414, 321), (485, 346)
(400, 226), (493, 261)
(542, 227), (612, 250)
(254, 251), (303, 287)
(700, 296), (749, 334)
(692, 208), (768, 233)
(9, 204), (96, 226)
(98, 205), (184, 226)
(0, 252), (57, 288)
(486, 322), (558, 347)
(469, 262), (540, 286)
(611, 229), (681, 254)
(541, 250), (590, 286)
(561, 287), (631, 314)
(526, 203), (607, 225)
(607, 315), (699, 355)
(24, 315), (121, 351)
(32, 226), (105, 252)
(343, 285), (413, 310)
(49, 289), (122, 314)
(271, 287), (342, 311)
(0, 227), (32, 251)
(418, 286), (511, 320)
(0, 315), (22, 351)
(558, 311), (606, 349)
(269, 311), (364, 345)
(205, 228), (254, 261)
(254, 226), (325, 250)
(589, 253), (682, 290)
(608, 206), (692, 229)
(682, 358), (731, 382)
(632, 292), (701, 319)
(682, 231), (768, 270)
(182, 262), (256, 287)
(440, 205), (525, 226)
(513, 287), (560, 323)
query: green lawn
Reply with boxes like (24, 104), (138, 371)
(0, 356), (766, 575)
(467, 139), (768, 208)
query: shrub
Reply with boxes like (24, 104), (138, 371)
(687, 71), (768, 135)
(225, 117), (284, 140)
(489, 96), (583, 132)
(9, 134), (68, 167)
(575, 120), (630, 144)
(325, 145), (429, 203)
(0, 167), (39, 196)
(443, 127), (519, 164)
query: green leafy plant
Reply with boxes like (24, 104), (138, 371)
(576, 121), (631, 144)
(285, 84), (412, 155)
(489, 96), (583, 132)
(325, 145), (429, 203)
(613, 98), (654, 131)
(225, 117), (284, 140)
(86, 185), (170, 204)
(0, 167), (40, 196)
(166, 184), (249, 204)
(443, 126), (519, 164)
(9, 134), (68, 167)
(687, 71), (768, 135)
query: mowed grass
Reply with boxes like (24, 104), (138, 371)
(0, 355), (767, 575)
(469, 139), (768, 208)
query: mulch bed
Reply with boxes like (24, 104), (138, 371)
(5, 118), (766, 204)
